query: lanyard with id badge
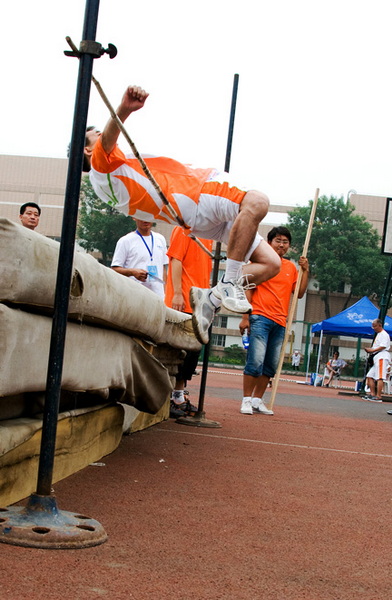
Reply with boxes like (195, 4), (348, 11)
(136, 231), (163, 283)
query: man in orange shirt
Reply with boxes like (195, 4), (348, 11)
(85, 85), (281, 345)
(165, 227), (213, 417)
(239, 226), (309, 415)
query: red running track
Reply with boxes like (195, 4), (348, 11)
(1, 369), (392, 600)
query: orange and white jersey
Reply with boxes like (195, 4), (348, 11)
(90, 138), (215, 228)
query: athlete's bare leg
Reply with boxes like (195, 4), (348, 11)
(191, 190), (280, 343)
(242, 240), (281, 285)
(226, 191), (269, 260)
(226, 190), (281, 283)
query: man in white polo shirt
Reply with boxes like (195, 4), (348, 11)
(111, 219), (168, 299)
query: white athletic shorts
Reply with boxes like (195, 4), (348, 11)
(190, 175), (262, 262)
(367, 357), (389, 381)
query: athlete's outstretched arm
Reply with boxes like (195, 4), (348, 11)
(101, 85), (149, 154)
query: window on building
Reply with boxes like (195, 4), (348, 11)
(213, 315), (228, 328)
(211, 334), (226, 347)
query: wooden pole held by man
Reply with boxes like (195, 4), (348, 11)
(267, 188), (319, 410)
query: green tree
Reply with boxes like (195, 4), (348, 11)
(287, 195), (390, 358)
(77, 176), (135, 265)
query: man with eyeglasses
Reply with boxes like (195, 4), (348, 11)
(239, 226), (309, 415)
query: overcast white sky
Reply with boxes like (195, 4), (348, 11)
(2, 0), (392, 207)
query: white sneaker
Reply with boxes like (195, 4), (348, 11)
(190, 287), (217, 344)
(213, 276), (252, 314)
(240, 398), (253, 414)
(252, 399), (274, 415)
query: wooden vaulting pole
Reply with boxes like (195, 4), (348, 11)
(267, 188), (320, 411)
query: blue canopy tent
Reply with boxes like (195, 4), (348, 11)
(311, 297), (392, 379)
(312, 296), (392, 338)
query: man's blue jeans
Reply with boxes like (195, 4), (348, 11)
(244, 315), (285, 378)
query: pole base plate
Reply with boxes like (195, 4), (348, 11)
(176, 411), (222, 428)
(0, 493), (107, 549)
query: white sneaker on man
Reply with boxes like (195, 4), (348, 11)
(213, 276), (252, 314)
(240, 398), (253, 414)
(190, 287), (218, 344)
(252, 398), (274, 415)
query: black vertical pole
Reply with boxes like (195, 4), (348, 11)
(224, 74), (240, 174)
(378, 259), (392, 325)
(197, 74), (240, 410)
(36, 0), (100, 496)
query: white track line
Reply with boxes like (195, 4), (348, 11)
(208, 369), (297, 383)
(207, 369), (243, 376)
(157, 428), (392, 459)
(206, 369), (355, 390)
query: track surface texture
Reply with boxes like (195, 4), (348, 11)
(2, 371), (392, 600)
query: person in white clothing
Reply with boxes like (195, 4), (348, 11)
(323, 351), (346, 387)
(364, 318), (391, 402)
(111, 219), (168, 299)
(291, 350), (301, 370)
